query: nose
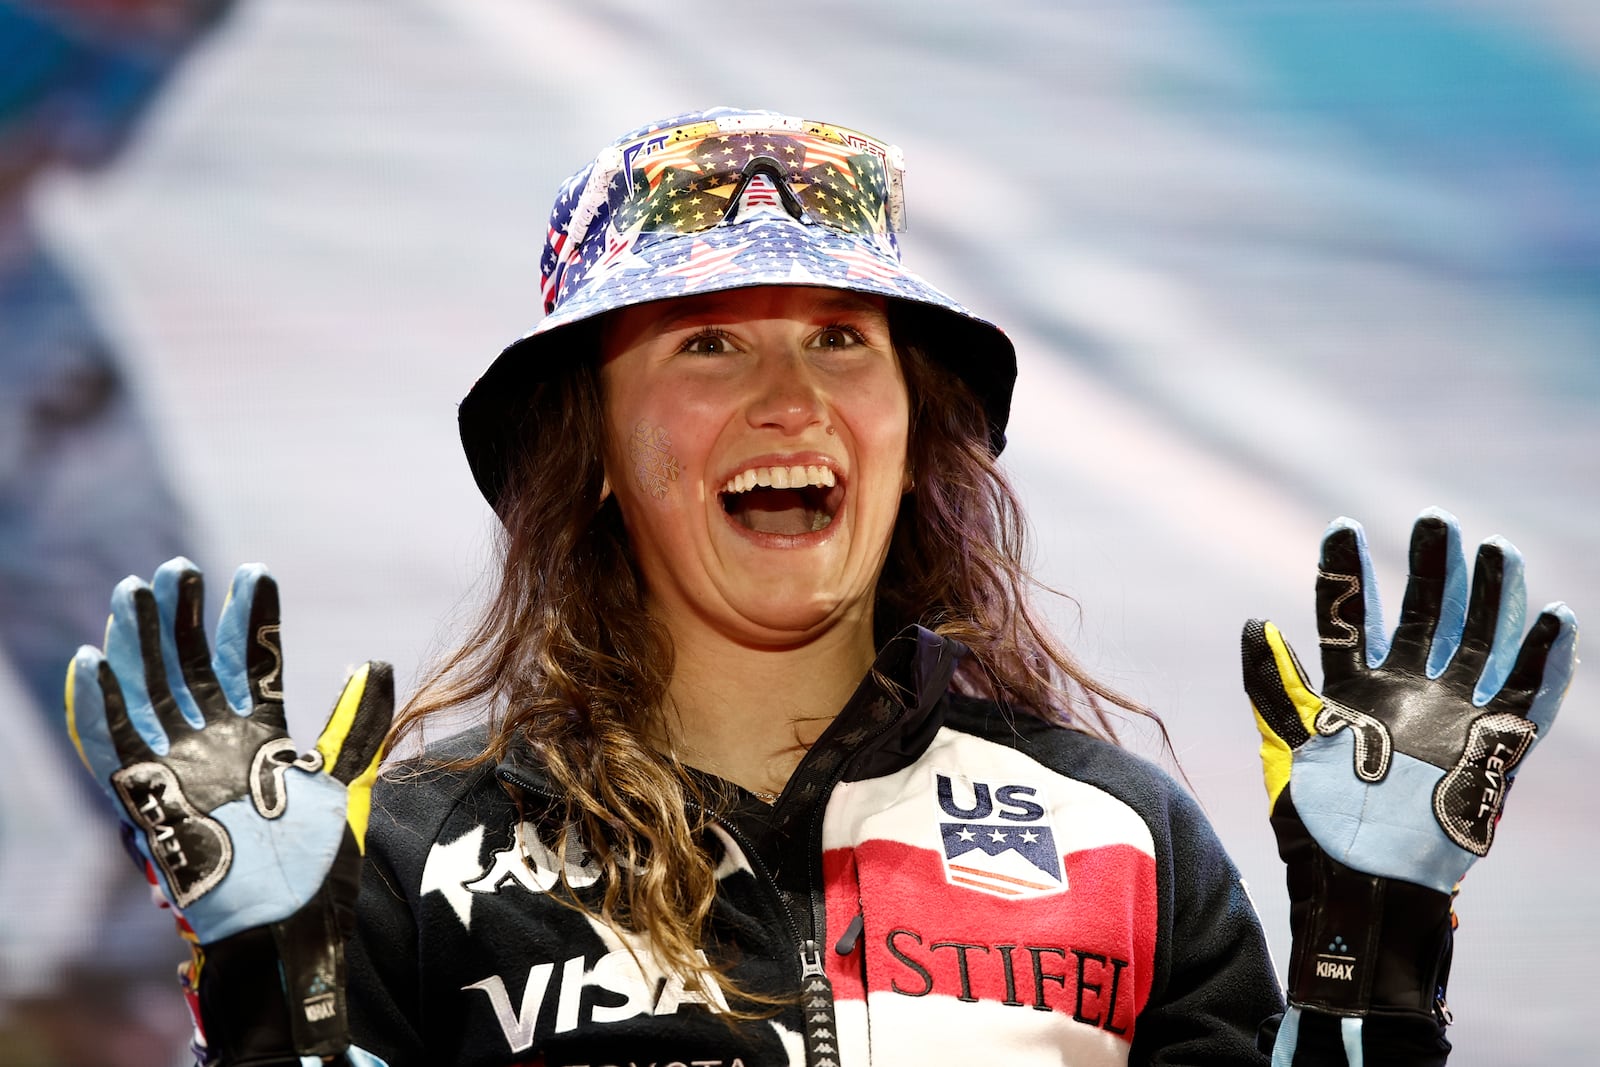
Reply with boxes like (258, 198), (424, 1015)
(746, 351), (826, 436)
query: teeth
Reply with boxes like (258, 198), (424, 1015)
(721, 464), (837, 494)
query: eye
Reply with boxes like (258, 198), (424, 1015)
(678, 328), (735, 356)
(812, 324), (867, 350)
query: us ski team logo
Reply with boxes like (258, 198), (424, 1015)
(934, 771), (1066, 899)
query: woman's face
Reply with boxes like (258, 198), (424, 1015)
(599, 285), (909, 649)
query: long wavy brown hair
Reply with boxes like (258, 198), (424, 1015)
(391, 300), (1162, 1006)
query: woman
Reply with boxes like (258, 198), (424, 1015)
(64, 108), (1577, 1067)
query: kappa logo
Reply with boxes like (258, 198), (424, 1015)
(933, 772), (1066, 899)
(422, 821), (603, 931)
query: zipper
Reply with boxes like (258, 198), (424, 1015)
(680, 795), (839, 1066)
(772, 635), (952, 1064)
(798, 938), (841, 1067)
(779, 678), (934, 1065)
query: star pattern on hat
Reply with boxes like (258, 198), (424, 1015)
(661, 238), (757, 283)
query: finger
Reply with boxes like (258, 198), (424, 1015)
(1489, 603), (1577, 741)
(1241, 620), (1321, 811)
(214, 563), (287, 731)
(67, 644), (159, 775)
(104, 576), (186, 754)
(1474, 538), (1527, 705)
(1386, 507), (1466, 677)
(1443, 537), (1528, 703)
(315, 661), (396, 851)
(65, 646), (141, 788)
(1525, 603), (1578, 739)
(1316, 518), (1387, 682)
(316, 662), (395, 784)
(152, 558), (215, 729)
(99, 656), (163, 770)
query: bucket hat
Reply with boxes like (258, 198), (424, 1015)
(459, 107), (1016, 509)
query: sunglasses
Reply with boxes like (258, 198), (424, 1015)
(559, 115), (908, 268)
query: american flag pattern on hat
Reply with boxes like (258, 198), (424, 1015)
(528, 107), (982, 341)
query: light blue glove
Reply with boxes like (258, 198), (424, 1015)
(66, 558), (392, 1063)
(1242, 508), (1578, 1063)
(1245, 507), (1577, 895)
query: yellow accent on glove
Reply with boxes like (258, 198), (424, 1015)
(314, 662), (390, 852)
(65, 657), (89, 771)
(1249, 621), (1323, 810)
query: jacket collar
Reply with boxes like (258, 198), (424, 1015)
(817, 624), (966, 784)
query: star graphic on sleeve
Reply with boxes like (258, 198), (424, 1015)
(421, 824), (487, 930)
(956, 827), (976, 842)
(1020, 830), (1040, 843)
(988, 829), (1008, 843)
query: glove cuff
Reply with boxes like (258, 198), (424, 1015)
(196, 886), (354, 1064)
(1260, 1006), (1453, 1067)
(1274, 795), (1454, 1022)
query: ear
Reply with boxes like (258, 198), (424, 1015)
(600, 472), (613, 503)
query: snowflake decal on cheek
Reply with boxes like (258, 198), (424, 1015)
(629, 420), (681, 500)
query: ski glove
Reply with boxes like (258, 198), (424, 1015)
(1241, 509), (1577, 1062)
(65, 558), (393, 1066)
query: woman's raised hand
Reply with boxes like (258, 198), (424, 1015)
(66, 558), (392, 1064)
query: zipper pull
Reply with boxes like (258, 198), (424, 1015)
(797, 940), (839, 1067)
(799, 937), (829, 980)
(834, 912), (864, 956)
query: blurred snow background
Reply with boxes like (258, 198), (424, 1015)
(3, 1), (1594, 1062)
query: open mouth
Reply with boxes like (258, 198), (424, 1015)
(720, 464), (844, 536)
